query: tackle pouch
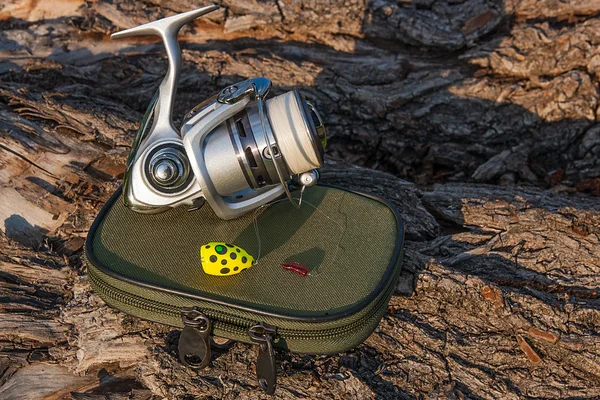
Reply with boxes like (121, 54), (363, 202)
(85, 185), (404, 394)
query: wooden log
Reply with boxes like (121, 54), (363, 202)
(0, 0), (599, 398)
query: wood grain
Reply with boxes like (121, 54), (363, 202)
(1, 0), (599, 398)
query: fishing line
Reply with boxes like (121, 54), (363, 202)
(267, 92), (321, 174)
(251, 195), (346, 276)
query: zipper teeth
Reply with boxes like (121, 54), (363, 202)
(89, 266), (396, 341)
(89, 272), (252, 334)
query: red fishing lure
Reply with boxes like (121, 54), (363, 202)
(280, 262), (309, 277)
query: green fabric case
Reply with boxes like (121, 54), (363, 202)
(85, 184), (403, 359)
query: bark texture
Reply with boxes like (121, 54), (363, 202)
(1, 0), (599, 398)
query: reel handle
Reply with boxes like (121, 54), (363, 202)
(111, 5), (219, 213)
(112, 4), (219, 139)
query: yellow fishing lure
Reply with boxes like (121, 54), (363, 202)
(200, 242), (254, 276)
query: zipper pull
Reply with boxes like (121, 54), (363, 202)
(249, 322), (277, 395)
(179, 307), (212, 370)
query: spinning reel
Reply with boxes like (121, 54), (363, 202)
(113, 5), (326, 219)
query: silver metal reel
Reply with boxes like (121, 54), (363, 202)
(113, 5), (326, 219)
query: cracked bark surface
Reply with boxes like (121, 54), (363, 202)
(0, 0), (599, 398)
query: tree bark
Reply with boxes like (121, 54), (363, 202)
(0, 0), (599, 398)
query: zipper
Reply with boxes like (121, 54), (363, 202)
(249, 322), (277, 395)
(89, 266), (397, 341)
(89, 265), (398, 395)
(179, 307), (212, 369)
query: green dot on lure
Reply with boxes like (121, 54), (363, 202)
(200, 242), (254, 276)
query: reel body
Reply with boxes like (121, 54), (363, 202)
(115, 5), (326, 219)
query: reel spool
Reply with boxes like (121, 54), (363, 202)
(113, 5), (326, 219)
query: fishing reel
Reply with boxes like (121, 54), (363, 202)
(113, 5), (326, 219)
